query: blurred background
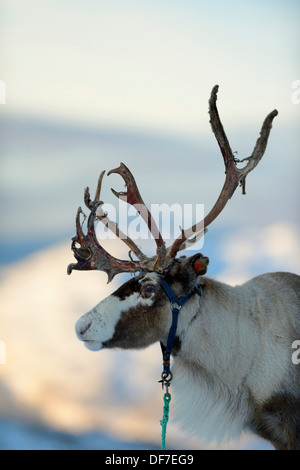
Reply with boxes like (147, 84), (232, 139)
(0, 0), (299, 450)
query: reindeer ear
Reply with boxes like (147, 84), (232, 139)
(191, 253), (209, 275)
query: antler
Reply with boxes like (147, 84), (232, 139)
(84, 170), (147, 262)
(67, 165), (167, 282)
(67, 183), (143, 282)
(167, 85), (278, 259)
(108, 163), (167, 269)
(68, 85), (277, 280)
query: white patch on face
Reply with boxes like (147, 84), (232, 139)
(75, 289), (155, 351)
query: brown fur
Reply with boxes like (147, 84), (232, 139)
(104, 276), (169, 349)
(251, 395), (300, 450)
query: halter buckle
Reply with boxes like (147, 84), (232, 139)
(159, 371), (173, 391)
(171, 301), (182, 311)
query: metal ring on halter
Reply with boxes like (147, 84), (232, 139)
(161, 371), (173, 393)
(161, 371), (173, 382)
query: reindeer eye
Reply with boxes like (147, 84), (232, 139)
(141, 283), (156, 297)
(145, 284), (155, 293)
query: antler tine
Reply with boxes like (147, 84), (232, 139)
(237, 108), (278, 194)
(67, 173), (147, 282)
(96, 207), (148, 262)
(108, 162), (167, 271)
(83, 170), (106, 210)
(87, 171), (148, 261)
(168, 85), (278, 259)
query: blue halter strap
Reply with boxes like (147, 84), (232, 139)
(159, 277), (202, 386)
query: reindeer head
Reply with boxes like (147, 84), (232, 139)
(74, 253), (209, 351)
(68, 85), (277, 353)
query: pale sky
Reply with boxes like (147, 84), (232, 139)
(1, 0), (299, 135)
(0, 0), (299, 263)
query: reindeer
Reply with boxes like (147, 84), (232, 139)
(68, 86), (300, 450)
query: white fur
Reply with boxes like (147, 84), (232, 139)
(170, 276), (296, 444)
(75, 291), (154, 350)
(172, 360), (250, 444)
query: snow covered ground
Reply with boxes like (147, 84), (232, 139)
(0, 419), (159, 451)
(0, 418), (273, 451)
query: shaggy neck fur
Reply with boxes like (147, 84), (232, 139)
(169, 274), (300, 447)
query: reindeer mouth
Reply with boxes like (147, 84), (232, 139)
(82, 340), (103, 351)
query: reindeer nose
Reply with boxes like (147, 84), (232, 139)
(77, 320), (93, 338)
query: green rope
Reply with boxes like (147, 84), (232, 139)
(160, 392), (171, 450)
